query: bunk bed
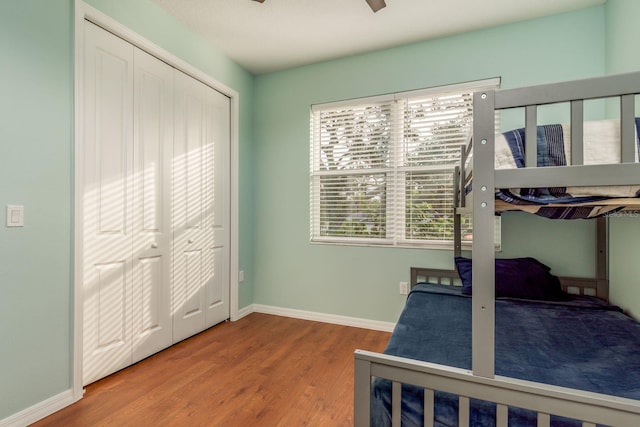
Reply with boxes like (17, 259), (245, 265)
(354, 71), (640, 427)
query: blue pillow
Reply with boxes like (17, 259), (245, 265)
(454, 257), (567, 300)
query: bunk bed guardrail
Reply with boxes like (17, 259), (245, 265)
(354, 349), (640, 427)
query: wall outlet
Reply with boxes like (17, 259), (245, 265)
(399, 281), (409, 295)
(239, 270), (245, 282)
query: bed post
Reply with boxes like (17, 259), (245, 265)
(596, 217), (610, 300)
(471, 89), (497, 379)
(453, 165), (462, 258)
(353, 351), (371, 427)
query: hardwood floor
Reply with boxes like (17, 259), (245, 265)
(33, 313), (391, 427)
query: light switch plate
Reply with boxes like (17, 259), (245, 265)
(6, 205), (24, 227)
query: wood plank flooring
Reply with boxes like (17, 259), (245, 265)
(33, 313), (391, 427)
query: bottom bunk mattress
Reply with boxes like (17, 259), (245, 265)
(371, 283), (640, 427)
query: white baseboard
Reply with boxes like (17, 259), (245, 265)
(0, 389), (76, 427)
(248, 304), (396, 332)
(236, 304), (254, 320)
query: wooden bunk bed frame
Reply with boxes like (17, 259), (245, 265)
(354, 71), (640, 426)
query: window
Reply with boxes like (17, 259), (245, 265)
(310, 78), (500, 248)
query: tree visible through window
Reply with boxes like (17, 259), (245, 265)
(310, 79), (499, 248)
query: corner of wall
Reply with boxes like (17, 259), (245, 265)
(604, 0), (640, 74)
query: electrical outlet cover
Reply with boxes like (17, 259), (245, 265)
(399, 281), (409, 295)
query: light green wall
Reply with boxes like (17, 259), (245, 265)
(605, 0), (640, 74)
(0, 0), (73, 418)
(0, 0), (255, 420)
(611, 217), (640, 318)
(605, 0), (640, 317)
(252, 6), (606, 323)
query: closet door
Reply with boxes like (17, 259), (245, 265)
(83, 22), (175, 384)
(131, 48), (174, 363)
(204, 78), (230, 328)
(82, 22), (135, 385)
(82, 21), (231, 385)
(172, 71), (230, 342)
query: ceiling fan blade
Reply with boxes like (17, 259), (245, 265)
(365, 0), (386, 12)
(252, 0), (385, 12)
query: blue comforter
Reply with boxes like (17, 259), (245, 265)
(371, 283), (640, 426)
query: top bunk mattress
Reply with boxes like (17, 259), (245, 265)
(466, 118), (640, 218)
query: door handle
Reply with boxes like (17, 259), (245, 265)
(151, 242), (158, 249)
(188, 239), (194, 244)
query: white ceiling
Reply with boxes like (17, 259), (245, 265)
(151, 0), (605, 75)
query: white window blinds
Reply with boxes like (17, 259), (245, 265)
(310, 78), (500, 248)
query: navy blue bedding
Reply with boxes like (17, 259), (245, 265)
(491, 119), (640, 219)
(371, 283), (640, 427)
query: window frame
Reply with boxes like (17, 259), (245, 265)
(310, 78), (501, 249)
